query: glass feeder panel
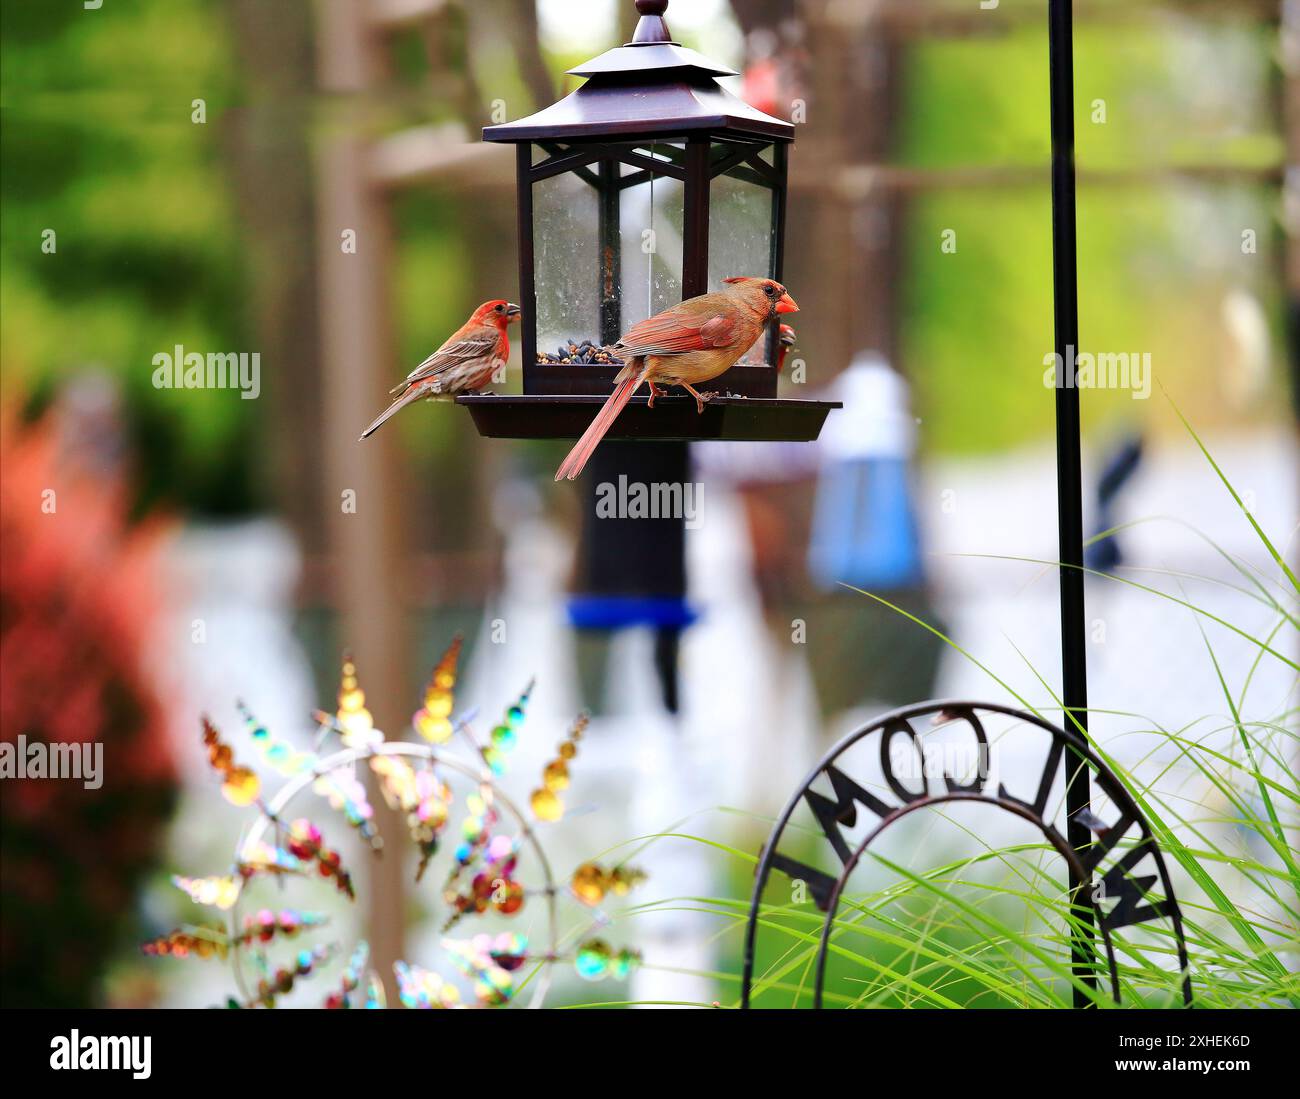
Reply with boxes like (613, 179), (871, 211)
(708, 145), (776, 291)
(709, 143), (777, 365)
(618, 145), (684, 331)
(531, 155), (600, 361)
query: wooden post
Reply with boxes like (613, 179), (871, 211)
(315, 0), (409, 1003)
(778, 2), (902, 380)
(226, 0), (325, 556)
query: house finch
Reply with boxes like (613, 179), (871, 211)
(360, 300), (520, 439)
(554, 277), (798, 481)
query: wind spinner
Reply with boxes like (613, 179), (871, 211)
(149, 637), (645, 1008)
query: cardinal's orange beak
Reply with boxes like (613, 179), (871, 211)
(776, 292), (799, 315)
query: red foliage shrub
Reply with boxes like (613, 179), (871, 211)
(0, 411), (178, 1007)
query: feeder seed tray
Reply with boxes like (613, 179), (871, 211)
(456, 392), (840, 442)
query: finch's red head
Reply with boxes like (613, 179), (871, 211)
(724, 277), (799, 316)
(474, 300), (522, 327)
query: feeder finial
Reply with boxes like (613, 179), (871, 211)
(631, 0), (673, 45)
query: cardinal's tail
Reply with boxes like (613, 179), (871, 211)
(359, 387), (422, 440)
(555, 373), (643, 481)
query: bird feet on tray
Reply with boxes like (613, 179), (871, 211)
(680, 383), (715, 414)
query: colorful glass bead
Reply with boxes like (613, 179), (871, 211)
(237, 844), (303, 879)
(415, 710), (452, 744)
(312, 769), (379, 847)
(491, 933), (529, 970)
(543, 759), (569, 791)
(201, 717), (262, 806)
(285, 819), (353, 898)
(172, 874), (241, 911)
(571, 862), (606, 906)
(575, 939), (611, 981)
(487, 965), (515, 995)
(337, 656), (382, 748)
(414, 637), (460, 743)
(220, 767), (259, 806)
(530, 787), (562, 822)
(141, 928), (228, 959)
(287, 820), (322, 859)
(470, 873), (495, 913)
(611, 948), (640, 980)
(493, 878), (525, 915)
(610, 866), (645, 896)
(324, 942), (370, 1009)
(394, 961), (460, 1009)
(240, 702), (314, 778)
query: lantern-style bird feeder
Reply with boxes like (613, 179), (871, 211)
(459, 0), (838, 442)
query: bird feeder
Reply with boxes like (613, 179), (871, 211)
(460, 0), (838, 442)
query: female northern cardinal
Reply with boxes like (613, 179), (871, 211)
(554, 277), (798, 481)
(360, 300), (520, 439)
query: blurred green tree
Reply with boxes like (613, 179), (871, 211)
(1, 0), (258, 516)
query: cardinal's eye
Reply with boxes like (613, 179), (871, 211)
(495, 304), (504, 312)
(765, 284), (777, 297)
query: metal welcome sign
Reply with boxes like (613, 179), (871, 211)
(740, 702), (1193, 1008)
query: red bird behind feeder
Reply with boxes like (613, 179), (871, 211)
(777, 324), (796, 373)
(554, 277), (799, 481)
(360, 299), (520, 440)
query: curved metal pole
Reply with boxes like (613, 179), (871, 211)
(1047, 0), (1096, 1006)
(809, 791), (1112, 1009)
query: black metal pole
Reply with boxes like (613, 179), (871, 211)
(765, 141), (789, 375)
(517, 144), (538, 394)
(1047, 0), (1096, 1006)
(598, 157), (622, 346)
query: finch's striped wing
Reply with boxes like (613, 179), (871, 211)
(614, 310), (738, 358)
(392, 332), (501, 393)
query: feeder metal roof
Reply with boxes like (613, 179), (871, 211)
(483, 6), (793, 145)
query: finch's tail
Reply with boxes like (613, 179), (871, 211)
(555, 373), (643, 481)
(359, 387), (422, 440)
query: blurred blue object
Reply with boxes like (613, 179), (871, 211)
(809, 456), (923, 590)
(566, 595), (699, 631)
(808, 353), (924, 591)
(1084, 432), (1144, 575)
